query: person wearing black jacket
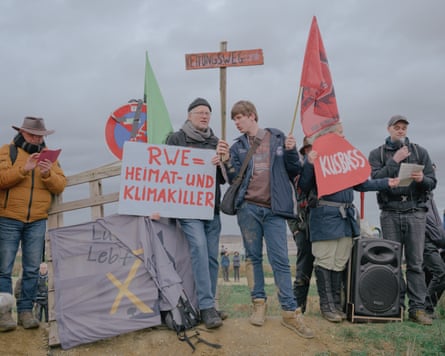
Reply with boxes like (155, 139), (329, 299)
(369, 115), (437, 325)
(166, 98), (226, 329)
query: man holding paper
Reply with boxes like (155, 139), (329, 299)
(0, 117), (66, 331)
(369, 114), (436, 325)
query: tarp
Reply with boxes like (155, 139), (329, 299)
(49, 215), (196, 349)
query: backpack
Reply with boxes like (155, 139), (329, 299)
(161, 291), (221, 352)
(9, 144), (18, 165)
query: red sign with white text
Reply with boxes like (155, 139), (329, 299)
(312, 133), (371, 198)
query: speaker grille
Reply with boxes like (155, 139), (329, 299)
(357, 265), (399, 314)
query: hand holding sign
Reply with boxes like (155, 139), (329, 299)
(312, 133), (371, 197)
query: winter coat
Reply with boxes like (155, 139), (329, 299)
(0, 144), (66, 223)
(368, 137), (436, 211)
(425, 195), (445, 248)
(227, 128), (300, 219)
(232, 254), (241, 267)
(221, 254), (230, 268)
(166, 129), (225, 215)
(298, 158), (389, 242)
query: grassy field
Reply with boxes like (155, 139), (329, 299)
(218, 256), (445, 355)
(10, 254), (445, 354)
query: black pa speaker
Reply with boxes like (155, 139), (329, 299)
(350, 238), (402, 317)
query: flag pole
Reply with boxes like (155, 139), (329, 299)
(289, 86), (302, 134)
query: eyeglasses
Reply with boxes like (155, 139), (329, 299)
(191, 111), (211, 117)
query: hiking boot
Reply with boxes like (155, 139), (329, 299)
(0, 311), (16, 332)
(281, 308), (315, 339)
(408, 310), (433, 325)
(17, 311), (40, 329)
(249, 298), (267, 326)
(200, 307), (222, 329)
(217, 310), (229, 320)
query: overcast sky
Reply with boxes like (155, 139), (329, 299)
(1, 0), (444, 234)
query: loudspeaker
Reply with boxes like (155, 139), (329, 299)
(349, 238), (402, 318)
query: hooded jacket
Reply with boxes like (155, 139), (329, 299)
(0, 144), (66, 223)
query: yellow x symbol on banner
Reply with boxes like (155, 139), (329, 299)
(107, 248), (153, 314)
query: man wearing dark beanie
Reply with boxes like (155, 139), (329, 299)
(187, 97), (212, 113)
(166, 98), (226, 329)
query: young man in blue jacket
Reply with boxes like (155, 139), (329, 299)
(217, 100), (314, 339)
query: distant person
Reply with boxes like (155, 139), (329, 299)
(0, 117), (66, 331)
(232, 251), (241, 282)
(286, 137), (313, 314)
(166, 98), (226, 329)
(217, 100), (314, 339)
(422, 190), (445, 318)
(221, 251), (230, 282)
(369, 115), (436, 325)
(299, 123), (399, 323)
(35, 262), (48, 322)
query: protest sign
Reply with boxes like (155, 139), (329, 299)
(118, 141), (216, 219)
(312, 133), (371, 197)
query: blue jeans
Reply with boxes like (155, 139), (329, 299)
(0, 217), (46, 312)
(237, 202), (296, 311)
(179, 215), (221, 310)
(380, 210), (427, 313)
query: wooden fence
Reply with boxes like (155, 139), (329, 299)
(46, 160), (122, 346)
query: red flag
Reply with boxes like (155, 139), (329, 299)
(300, 16), (339, 138)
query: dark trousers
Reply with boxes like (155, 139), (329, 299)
(423, 237), (445, 312)
(293, 230), (314, 312)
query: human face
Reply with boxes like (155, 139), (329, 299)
(232, 113), (257, 135)
(188, 105), (211, 131)
(388, 122), (408, 143)
(21, 130), (44, 145)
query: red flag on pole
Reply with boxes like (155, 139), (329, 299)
(300, 16), (339, 138)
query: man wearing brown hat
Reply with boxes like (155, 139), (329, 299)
(368, 115), (436, 325)
(0, 117), (66, 331)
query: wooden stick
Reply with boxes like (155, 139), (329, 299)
(289, 86), (302, 135)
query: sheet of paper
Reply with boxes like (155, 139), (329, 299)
(398, 163), (424, 187)
(38, 148), (62, 163)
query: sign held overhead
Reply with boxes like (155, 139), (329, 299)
(185, 48), (264, 70)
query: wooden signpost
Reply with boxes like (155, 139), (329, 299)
(185, 42), (264, 140)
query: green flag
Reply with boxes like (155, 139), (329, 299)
(144, 52), (173, 144)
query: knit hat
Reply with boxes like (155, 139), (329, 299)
(188, 97), (212, 113)
(12, 117), (55, 136)
(387, 115), (409, 127)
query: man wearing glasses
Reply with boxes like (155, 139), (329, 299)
(166, 98), (226, 329)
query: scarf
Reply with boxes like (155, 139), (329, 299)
(181, 120), (212, 142)
(13, 133), (46, 154)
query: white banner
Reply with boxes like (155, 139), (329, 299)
(118, 141), (216, 219)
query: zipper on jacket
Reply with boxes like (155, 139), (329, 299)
(26, 171), (35, 222)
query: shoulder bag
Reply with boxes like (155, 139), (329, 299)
(220, 130), (265, 215)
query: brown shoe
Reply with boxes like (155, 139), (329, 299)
(0, 311), (17, 332)
(18, 311), (39, 329)
(408, 309), (433, 325)
(249, 298), (267, 326)
(281, 308), (315, 339)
